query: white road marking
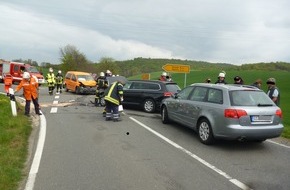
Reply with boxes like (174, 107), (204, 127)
(53, 100), (58, 105)
(130, 117), (252, 190)
(267, 140), (290, 149)
(50, 107), (58, 113)
(55, 95), (60, 99)
(25, 111), (46, 190)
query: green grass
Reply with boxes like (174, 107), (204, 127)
(129, 69), (290, 139)
(0, 94), (32, 190)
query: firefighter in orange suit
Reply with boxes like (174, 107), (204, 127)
(14, 72), (42, 116)
(4, 74), (13, 96)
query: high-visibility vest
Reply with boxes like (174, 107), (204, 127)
(46, 73), (55, 83)
(56, 74), (63, 84)
(104, 82), (123, 105)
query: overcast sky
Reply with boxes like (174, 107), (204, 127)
(0, 0), (289, 65)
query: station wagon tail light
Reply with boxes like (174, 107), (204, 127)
(224, 109), (247, 119)
(276, 109), (283, 118)
(164, 92), (173, 97)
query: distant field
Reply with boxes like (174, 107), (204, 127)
(129, 70), (290, 138)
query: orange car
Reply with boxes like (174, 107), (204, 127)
(64, 71), (97, 94)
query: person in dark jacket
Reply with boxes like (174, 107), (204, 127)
(95, 72), (108, 106)
(215, 72), (227, 84)
(233, 76), (244, 85)
(104, 81), (124, 121)
(266, 78), (280, 106)
(55, 70), (64, 94)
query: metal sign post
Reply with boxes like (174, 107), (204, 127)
(9, 88), (17, 116)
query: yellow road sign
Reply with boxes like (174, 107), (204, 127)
(141, 73), (150, 80)
(162, 64), (190, 73)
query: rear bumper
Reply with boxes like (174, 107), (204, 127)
(215, 124), (284, 140)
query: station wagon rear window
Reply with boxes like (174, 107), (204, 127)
(230, 90), (274, 106)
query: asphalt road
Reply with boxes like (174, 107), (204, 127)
(1, 84), (290, 190)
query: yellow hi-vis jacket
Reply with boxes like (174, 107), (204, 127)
(46, 73), (55, 85)
(104, 82), (123, 105)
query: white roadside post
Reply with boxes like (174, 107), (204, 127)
(9, 88), (17, 116)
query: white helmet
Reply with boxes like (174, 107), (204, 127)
(106, 70), (111, 74)
(23, 72), (30, 79)
(218, 72), (225, 78)
(49, 67), (53, 72)
(162, 72), (167, 76)
(100, 72), (105, 77)
(58, 70), (61, 74)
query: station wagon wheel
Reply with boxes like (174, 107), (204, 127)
(197, 119), (215, 145)
(161, 106), (170, 124)
(143, 99), (156, 113)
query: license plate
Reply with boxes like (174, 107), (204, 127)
(251, 116), (259, 122)
(251, 115), (272, 122)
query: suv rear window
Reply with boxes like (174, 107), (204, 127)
(165, 84), (180, 93)
(230, 90), (274, 106)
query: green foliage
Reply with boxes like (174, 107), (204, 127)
(103, 58), (290, 77)
(94, 57), (121, 75)
(59, 44), (97, 74)
(0, 95), (32, 190)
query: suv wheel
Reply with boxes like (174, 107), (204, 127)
(161, 106), (170, 124)
(143, 99), (156, 113)
(197, 119), (215, 145)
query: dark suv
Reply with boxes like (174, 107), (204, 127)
(123, 80), (181, 113)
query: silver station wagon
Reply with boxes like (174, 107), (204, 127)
(160, 83), (284, 145)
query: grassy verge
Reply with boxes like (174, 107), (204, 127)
(0, 94), (32, 190)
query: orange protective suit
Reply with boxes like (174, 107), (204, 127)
(4, 74), (13, 94)
(15, 77), (39, 100)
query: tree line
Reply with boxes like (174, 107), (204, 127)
(11, 44), (290, 77)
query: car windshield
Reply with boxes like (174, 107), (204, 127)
(166, 84), (181, 93)
(230, 90), (274, 106)
(26, 66), (39, 73)
(77, 75), (94, 81)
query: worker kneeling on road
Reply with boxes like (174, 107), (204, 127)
(104, 80), (124, 122)
(14, 72), (42, 116)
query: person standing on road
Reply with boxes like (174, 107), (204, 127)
(233, 76), (244, 85)
(4, 74), (13, 96)
(251, 79), (262, 89)
(104, 81), (124, 122)
(159, 72), (167, 81)
(55, 70), (64, 94)
(95, 72), (108, 106)
(215, 72), (227, 84)
(14, 72), (42, 116)
(266, 78), (280, 106)
(105, 70), (112, 77)
(204, 78), (211, 83)
(46, 67), (56, 95)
